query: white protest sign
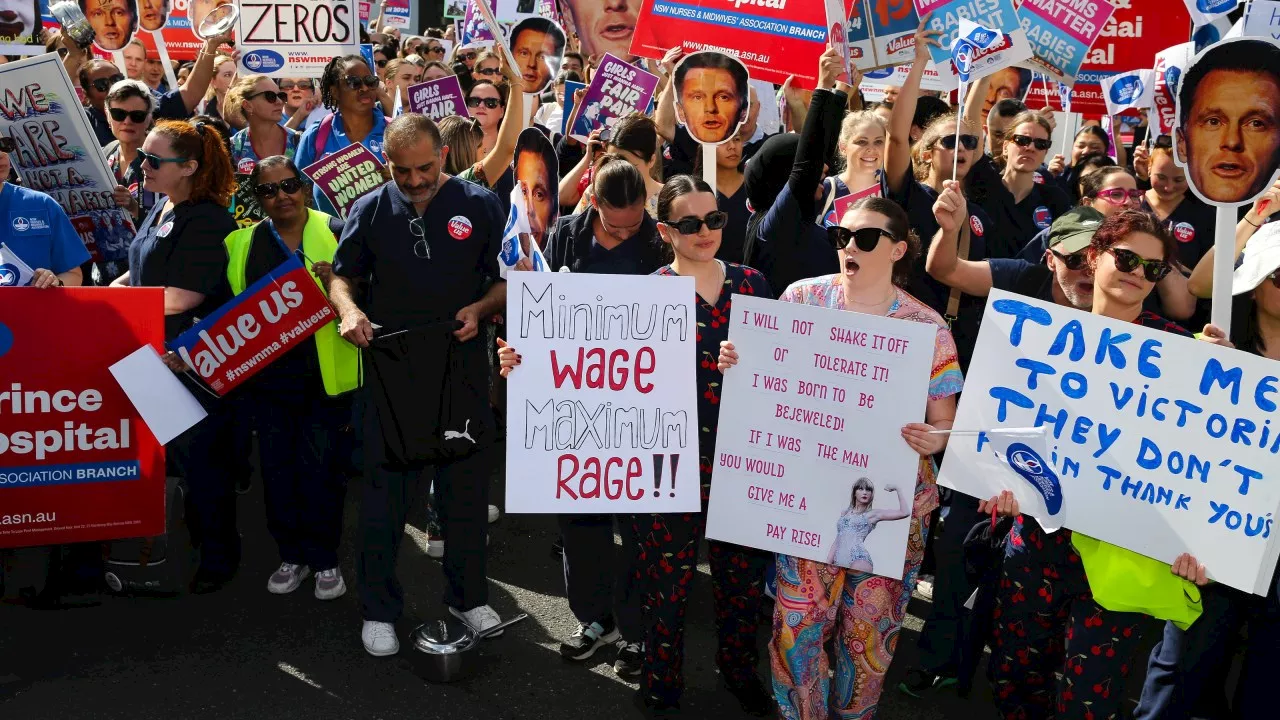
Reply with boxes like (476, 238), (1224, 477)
(939, 291), (1280, 595)
(505, 273), (700, 513)
(705, 295), (936, 580)
(1244, 0), (1280, 39)
(235, 0), (361, 77)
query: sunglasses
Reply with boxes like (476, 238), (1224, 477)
(426, 45), (445, 54)
(458, 52), (477, 61)
(376, 59), (389, 68)
(475, 67), (500, 76)
(664, 211), (728, 235)
(0, 137), (14, 153)
(137, 149), (187, 170)
(247, 90), (287, 104)
(253, 177), (305, 198)
(1011, 134), (1053, 151)
(91, 74), (126, 92)
(108, 107), (150, 123)
(937, 134), (980, 151)
(827, 225), (895, 252)
(1108, 247), (1171, 282)
(278, 81), (314, 91)
(1093, 188), (1144, 205)
(342, 75), (381, 90)
(1049, 248), (1088, 271)
(467, 96), (501, 109)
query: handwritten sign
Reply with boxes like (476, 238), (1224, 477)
(408, 76), (470, 121)
(939, 291), (1280, 595)
(169, 257), (336, 396)
(235, 0), (361, 77)
(504, 272), (700, 513)
(568, 53), (659, 141)
(1244, 0), (1280, 39)
(705, 294), (935, 579)
(301, 143), (387, 220)
(0, 288), (166, 549)
(1016, 0), (1114, 85)
(0, 54), (136, 264)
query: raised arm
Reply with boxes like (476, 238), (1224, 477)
(180, 33), (234, 114)
(475, 54), (527, 186)
(874, 484), (913, 522)
(653, 47), (682, 142)
(886, 18), (942, 195)
(787, 48), (845, 218)
(927, 181), (994, 296)
(1188, 181), (1279, 297)
(558, 125), (601, 209)
(963, 75), (991, 138)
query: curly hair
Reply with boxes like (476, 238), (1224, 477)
(320, 54), (372, 111)
(1088, 209), (1177, 262)
(150, 119), (236, 207)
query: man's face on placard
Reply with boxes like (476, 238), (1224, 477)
(677, 67), (743, 145)
(0, 0), (36, 41)
(983, 67), (1022, 119)
(563, 0), (638, 61)
(137, 0), (167, 32)
(83, 0), (135, 51)
(512, 25), (561, 94)
(1178, 68), (1280, 204)
(517, 148), (554, 246)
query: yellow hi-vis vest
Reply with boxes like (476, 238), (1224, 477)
(223, 209), (360, 396)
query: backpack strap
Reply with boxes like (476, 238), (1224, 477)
(314, 112), (336, 160)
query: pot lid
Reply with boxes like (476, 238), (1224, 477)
(411, 617), (476, 654)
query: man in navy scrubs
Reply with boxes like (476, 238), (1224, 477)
(329, 114), (507, 657)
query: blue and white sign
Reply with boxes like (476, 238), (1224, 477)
(1100, 69), (1155, 117)
(1183, 0), (1239, 27)
(939, 291), (1280, 596)
(949, 17), (1017, 84)
(917, 0), (1033, 74)
(0, 243), (34, 287)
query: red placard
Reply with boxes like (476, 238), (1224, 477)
(0, 288), (166, 548)
(630, 0), (831, 88)
(168, 257), (338, 395)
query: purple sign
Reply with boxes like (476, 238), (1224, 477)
(567, 53), (659, 142)
(301, 144), (387, 221)
(408, 77), (471, 122)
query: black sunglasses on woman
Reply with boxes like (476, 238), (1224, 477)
(254, 177), (306, 198)
(827, 226), (896, 252)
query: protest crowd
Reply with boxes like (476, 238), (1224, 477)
(4, 0), (1280, 718)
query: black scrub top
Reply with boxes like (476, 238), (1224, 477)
(542, 207), (667, 275)
(977, 172), (1072, 260)
(990, 258), (1055, 302)
(239, 222), (324, 398)
(1143, 194), (1216, 327)
(716, 183), (750, 265)
(333, 177), (505, 332)
(889, 167), (994, 370)
(128, 198), (235, 341)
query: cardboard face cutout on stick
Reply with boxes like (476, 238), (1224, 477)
(508, 16), (565, 94)
(1174, 36), (1280, 207)
(673, 50), (750, 147)
(135, 0), (168, 32)
(514, 126), (559, 259)
(81, 0), (137, 51)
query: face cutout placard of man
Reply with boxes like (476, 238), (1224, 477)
(562, 0), (638, 62)
(514, 126), (558, 261)
(136, 0), (168, 32)
(673, 50), (750, 146)
(508, 16), (565, 95)
(1174, 37), (1280, 207)
(81, 0), (137, 52)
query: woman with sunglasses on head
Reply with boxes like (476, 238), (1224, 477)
(221, 155), (358, 601)
(295, 55), (389, 217)
(110, 120), (242, 594)
(987, 209), (1220, 720)
(719, 196), (962, 720)
(98, 80), (157, 284)
(226, 75), (300, 176)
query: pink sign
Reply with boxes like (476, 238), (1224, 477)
(301, 143), (387, 220)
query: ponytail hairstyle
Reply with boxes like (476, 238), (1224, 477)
(656, 174), (714, 223)
(150, 119), (236, 207)
(591, 153), (646, 210)
(438, 115), (484, 175)
(226, 74), (270, 122)
(911, 112), (979, 184)
(846, 195), (918, 287)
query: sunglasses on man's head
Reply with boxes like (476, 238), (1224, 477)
(109, 107), (150, 123)
(278, 80), (314, 91)
(937, 134), (979, 151)
(1049, 248), (1088, 271)
(827, 225), (895, 252)
(342, 75), (381, 90)
(664, 211), (728, 235)
(253, 177), (305, 198)
(1011, 134), (1053, 151)
(467, 96), (501, 109)
(1093, 188), (1143, 205)
(91, 74), (126, 92)
(137, 149), (186, 170)
(1108, 247), (1171, 282)
(0, 137), (15, 153)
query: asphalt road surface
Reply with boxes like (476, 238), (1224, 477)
(1, 448), (1155, 720)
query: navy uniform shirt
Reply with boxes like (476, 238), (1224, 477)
(989, 258), (1055, 302)
(128, 199), (235, 341)
(976, 169), (1072, 259)
(716, 183), (750, 265)
(542, 207), (667, 275)
(333, 177), (505, 331)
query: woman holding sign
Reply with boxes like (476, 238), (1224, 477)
(719, 196), (962, 720)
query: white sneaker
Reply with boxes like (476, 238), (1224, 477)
(426, 536), (445, 559)
(361, 620), (399, 657)
(314, 567), (346, 600)
(916, 578), (935, 602)
(488, 505), (500, 523)
(267, 563), (310, 594)
(449, 604), (504, 637)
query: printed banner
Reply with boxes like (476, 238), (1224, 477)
(301, 143), (387, 220)
(408, 76), (470, 121)
(826, 183), (884, 226)
(168, 256), (336, 395)
(862, 60), (957, 92)
(939, 291), (1280, 595)
(567, 53), (659, 141)
(0, 288), (166, 549)
(1152, 42), (1195, 137)
(461, 0), (497, 47)
(844, 0), (877, 69)
(0, 54), (136, 264)
(1183, 0), (1238, 27)
(705, 295), (935, 579)
(869, 0), (921, 66)
(916, 0), (1032, 72)
(1016, 0), (1114, 85)
(630, 0), (832, 88)
(235, 0), (361, 77)
(504, 272), (700, 513)
(561, 78), (586, 135)
(384, 0), (411, 27)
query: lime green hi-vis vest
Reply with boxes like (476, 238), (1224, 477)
(223, 209), (361, 397)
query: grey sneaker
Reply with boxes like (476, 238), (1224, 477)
(267, 563), (310, 594)
(614, 640), (644, 678)
(314, 567), (346, 600)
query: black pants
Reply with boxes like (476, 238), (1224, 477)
(252, 392), (350, 571)
(558, 513), (644, 641)
(169, 388), (239, 577)
(357, 410), (491, 622)
(915, 493), (983, 681)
